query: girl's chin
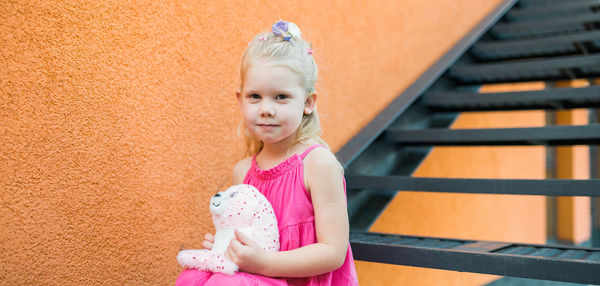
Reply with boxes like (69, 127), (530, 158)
(250, 129), (297, 145)
(256, 134), (295, 145)
(259, 137), (283, 144)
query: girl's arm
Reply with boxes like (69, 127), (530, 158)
(228, 149), (349, 277)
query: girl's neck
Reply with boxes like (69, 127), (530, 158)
(256, 139), (317, 169)
(259, 140), (298, 162)
(259, 130), (300, 159)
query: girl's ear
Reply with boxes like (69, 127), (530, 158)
(304, 92), (317, 115)
(236, 91), (242, 108)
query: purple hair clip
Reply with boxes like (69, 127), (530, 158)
(272, 20), (299, 42)
(272, 20), (289, 37)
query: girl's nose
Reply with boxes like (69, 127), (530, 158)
(259, 103), (275, 117)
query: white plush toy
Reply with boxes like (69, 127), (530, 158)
(177, 184), (279, 275)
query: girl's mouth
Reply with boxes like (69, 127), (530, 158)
(258, 124), (278, 130)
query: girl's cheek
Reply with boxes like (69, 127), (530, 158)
(242, 106), (256, 116)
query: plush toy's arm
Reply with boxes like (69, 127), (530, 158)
(177, 249), (210, 269)
(177, 249), (239, 275)
(212, 229), (235, 255)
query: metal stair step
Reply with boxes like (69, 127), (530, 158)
(518, 0), (595, 8)
(383, 124), (600, 146)
(345, 176), (600, 196)
(449, 54), (600, 84)
(350, 231), (600, 284)
(505, 0), (600, 23)
(554, 249), (590, 260)
(496, 246), (537, 255)
(528, 248), (561, 257)
(490, 13), (600, 39)
(586, 251), (600, 261)
(471, 31), (600, 60)
(422, 86), (600, 111)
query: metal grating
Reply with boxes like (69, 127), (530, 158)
(383, 124), (600, 146)
(345, 176), (600, 197)
(491, 13), (600, 39)
(423, 86), (600, 111)
(351, 232), (600, 284)
(505, 0), (600, 22)
(471, 31), (600, 60)
(449, 54), (600, 84)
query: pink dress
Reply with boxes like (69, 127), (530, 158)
(175, 145), (359, 286)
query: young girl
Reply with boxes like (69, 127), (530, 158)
(176, 20), (359, 285)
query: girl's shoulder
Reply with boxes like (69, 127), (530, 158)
(303, 146), (343, 175)
(302, 145), (344, 195)
(232, 156), (253, 185)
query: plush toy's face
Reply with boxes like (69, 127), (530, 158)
(209, 188), (237, 216)
(210, 184), (275, 231)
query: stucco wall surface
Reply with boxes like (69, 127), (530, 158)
(1, 0), (501, 284)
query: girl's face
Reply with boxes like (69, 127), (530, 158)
(237, 61), (315, 147)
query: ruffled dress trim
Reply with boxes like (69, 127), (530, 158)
(249, 154), (301, 181)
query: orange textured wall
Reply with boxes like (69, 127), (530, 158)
(1, 0), (501, 284)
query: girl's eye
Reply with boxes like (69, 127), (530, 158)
(249, 94), (261, 99)
(276, 94), (288, 100)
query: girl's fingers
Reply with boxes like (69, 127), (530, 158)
(234, 229), (251, 245)
(227, 239), (244, 261)
(228, 239), (241, 252)
(202, 233), (215, 249)
(225, 243), (237, 263)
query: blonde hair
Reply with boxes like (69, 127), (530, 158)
(239, 21), (327, 156)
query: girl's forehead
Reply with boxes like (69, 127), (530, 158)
(246, 60), (296, 76)
(244, 62), (304, 90)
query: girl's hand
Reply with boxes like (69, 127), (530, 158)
(202, 233), (214, 250)
(225, 229), (267, 274)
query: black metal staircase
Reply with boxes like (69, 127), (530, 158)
(337, 0), (600, 284)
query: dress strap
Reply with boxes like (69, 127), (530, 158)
(299, 144), (326, 160)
